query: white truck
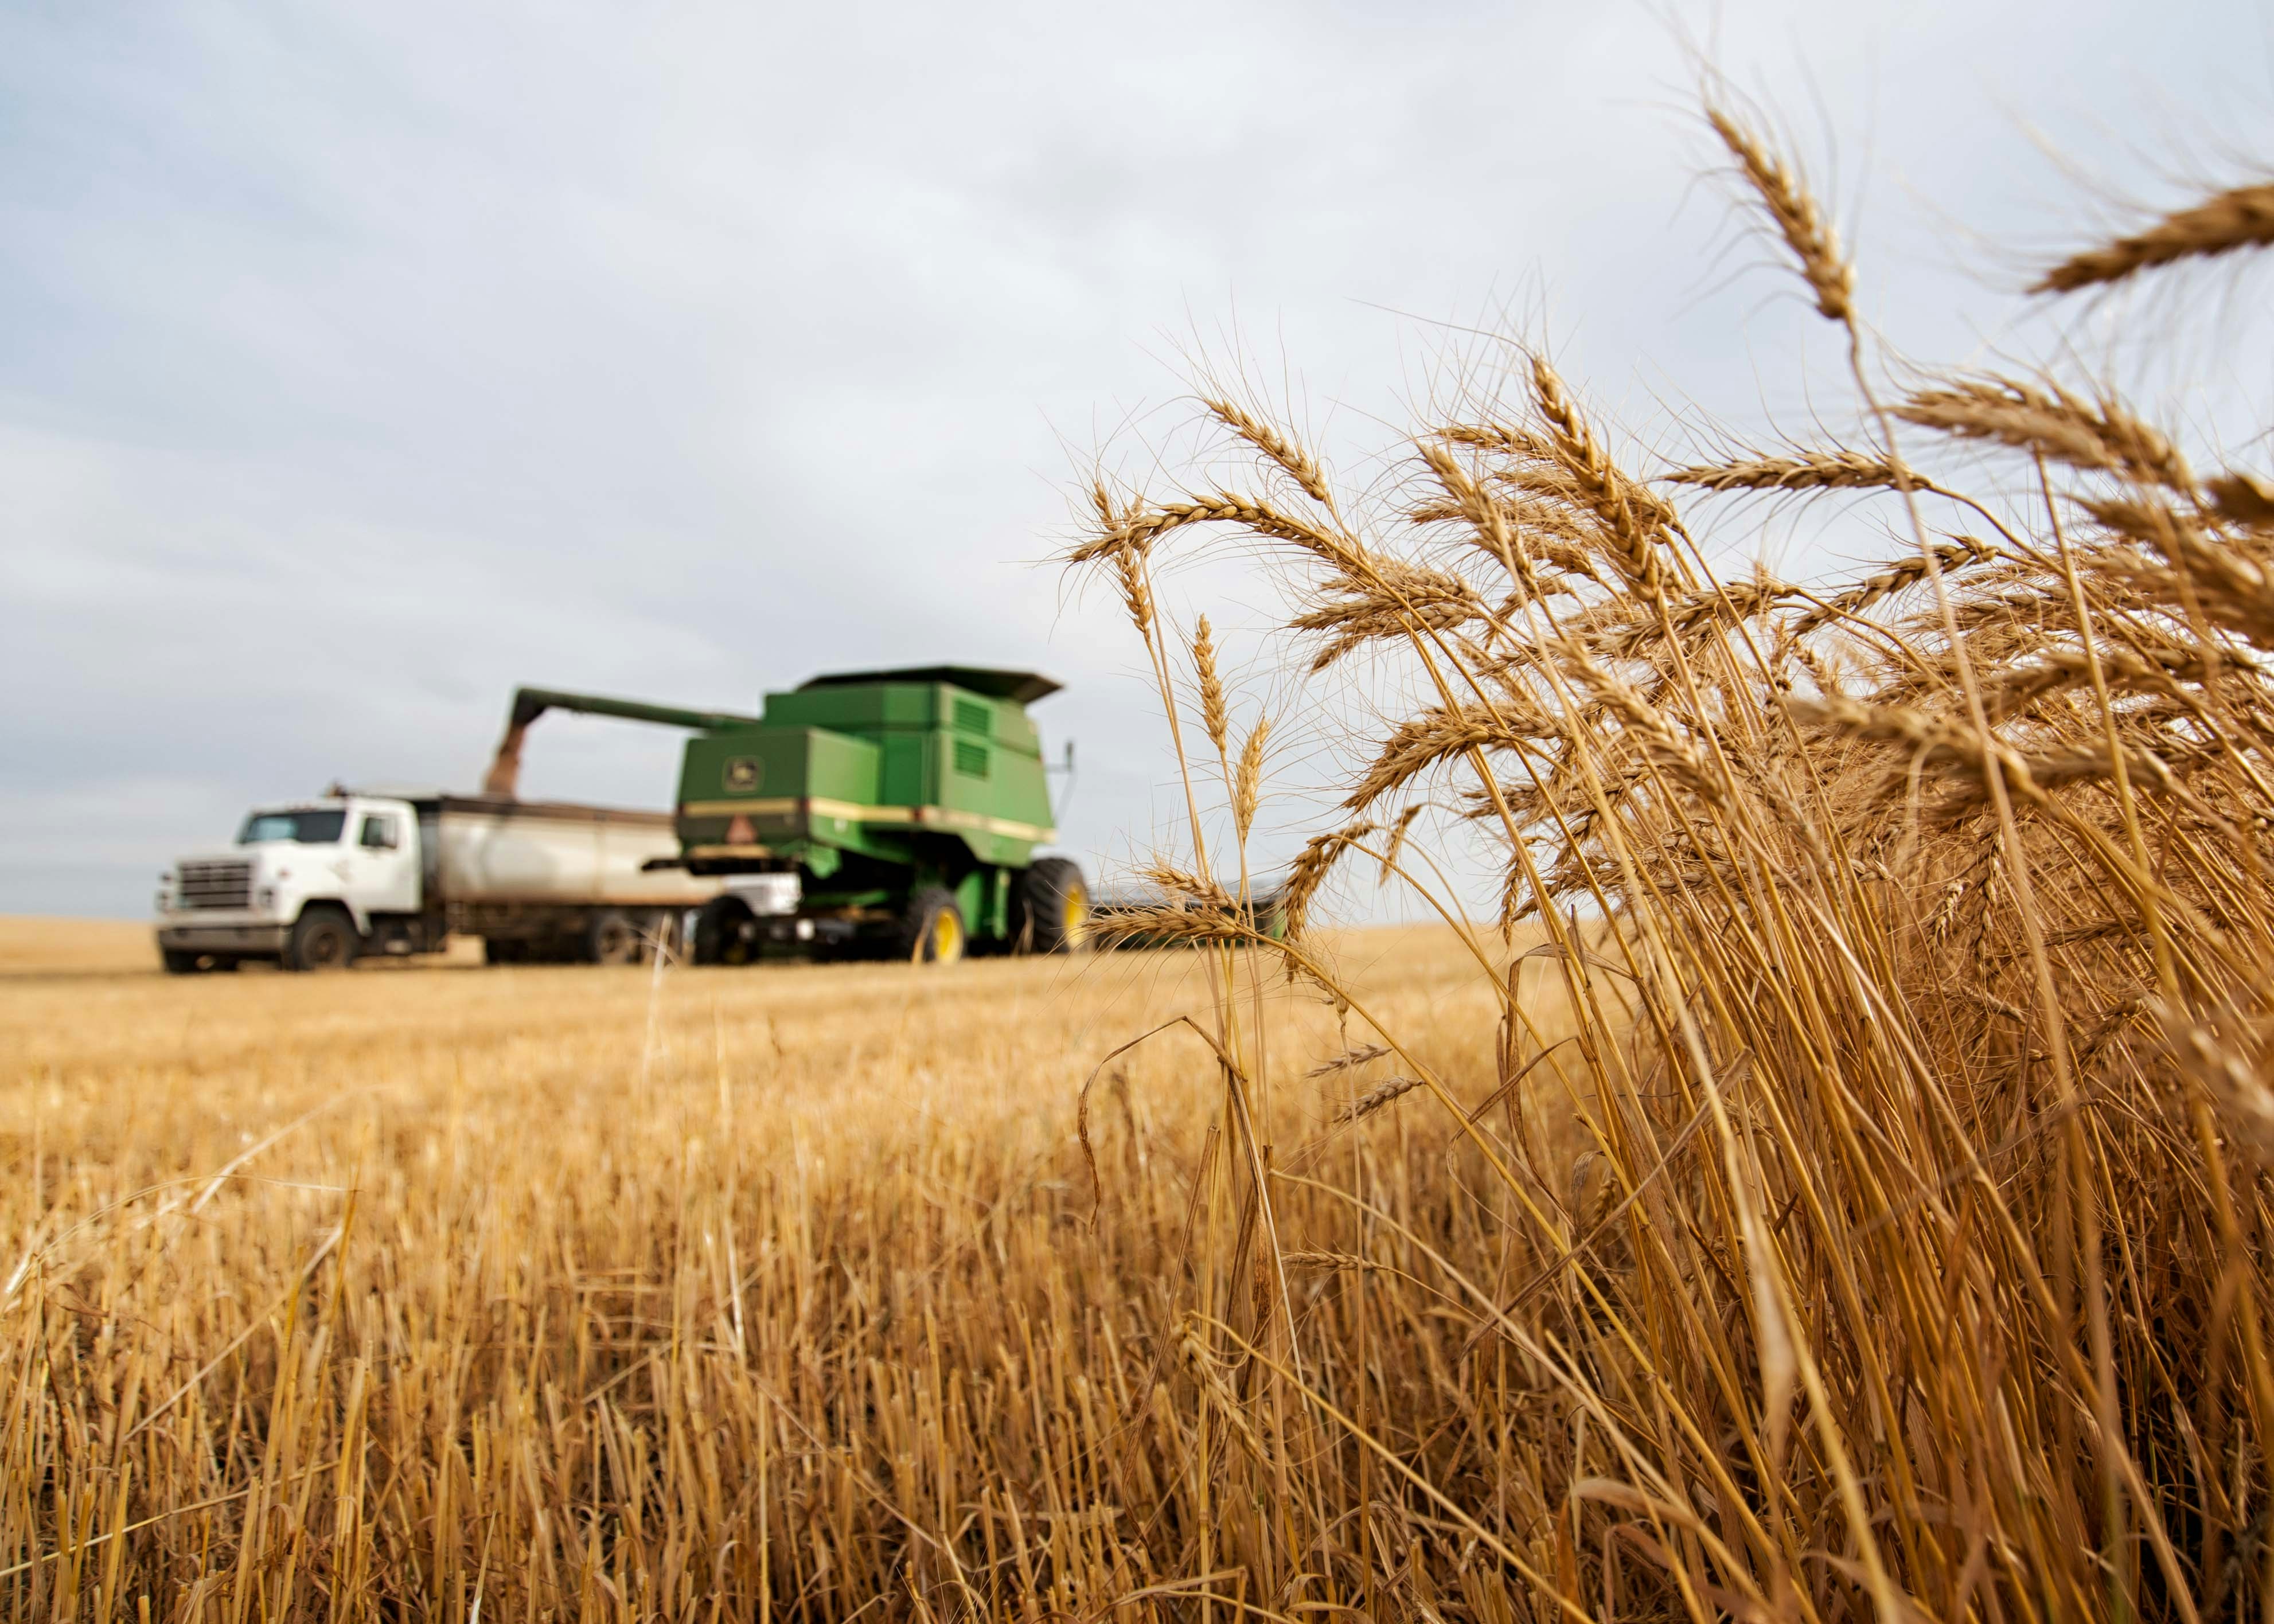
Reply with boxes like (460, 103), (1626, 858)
(154, 788), (726, 973)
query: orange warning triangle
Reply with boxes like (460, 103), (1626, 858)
(725, 814), (755, 845)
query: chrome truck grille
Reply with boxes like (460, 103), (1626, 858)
(175, 860), (253, 910)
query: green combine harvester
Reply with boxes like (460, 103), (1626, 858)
(481, 666), (1087, 965)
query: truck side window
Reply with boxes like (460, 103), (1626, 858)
(360, 815), (398, 850)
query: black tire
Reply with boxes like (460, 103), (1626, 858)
(587, 909), (642, 966)
(1015, 858), (1090, 954)
(898, 887), (967, 965)
(284, 907), (358, 973)
(482, 938), (526, 966)
(693, 897), (756, 966)
(161, 948), (202, 975)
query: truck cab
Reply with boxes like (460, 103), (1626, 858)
(156, 794), (434, 973)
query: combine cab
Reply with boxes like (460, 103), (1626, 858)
(482, 666), (1087, 965)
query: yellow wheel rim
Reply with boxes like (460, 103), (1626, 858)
(931, 909), (965, 963)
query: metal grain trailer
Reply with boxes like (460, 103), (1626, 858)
(155, 790), (723, 972)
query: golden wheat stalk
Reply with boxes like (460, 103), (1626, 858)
(1305, 1044), (1391, 1078)
(1202, 396), (1336, 509)
(1376, 805), (1426, 883)
(1706, 104), (1855, 322)
(1663, 447), (1903, 493)
(1191, 615), (1230, 756)
(2208, 471), (2274, 525)
(1277, 819), (1378, 942)
(1579, 572), (1799, 661)
(1336, 1075), (1426, 1123)
(1110, 543), (1154, 637)
(1346, 702), (1559, 814)
(2033, 181), (2274, 294)
(1979, 643), (2211, 721)
(1137, 859), (1235, 910)
(1791, 536), (1997, 636)
(2082, 495), (2274, 643)
(1895, 375), (2193, 490)
(1788, 693), (2064, 814)
(1527, 356), (1676, 594)
(1232, 717), (1268, 842)
(1067, 492), (1356, 570)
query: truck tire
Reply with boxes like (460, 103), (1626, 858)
(483, 938), (526, 966)
(693, 897), (755, 966)
(284, 906), (358, 973)
(587, 910), (642, 966)
(1016, 858), (1090, 954)
(162, 948), (202, 975)
(899, 887), (967, 965)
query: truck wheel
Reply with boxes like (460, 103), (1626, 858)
(587, 910), (642, 966)
(482, 938), (526, 966)
(161, 948), (202, 975)
(1016, 858), (1090, 954)
(285, 907), (358, 973)
(693, 898), (755, 966)
(899, 888), (966, 965)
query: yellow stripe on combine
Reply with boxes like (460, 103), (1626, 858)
(680, 798), (1055, 844)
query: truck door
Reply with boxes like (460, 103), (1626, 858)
(354, 810), (421, 916)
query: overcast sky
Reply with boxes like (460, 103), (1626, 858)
(3, 1), (2269, 919)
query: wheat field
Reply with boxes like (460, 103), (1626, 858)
(1, 922), (1572, 1621)
(16, 69), (2274, 1624)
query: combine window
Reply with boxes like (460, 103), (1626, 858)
(954, 740), (990, 778)
(953, 698), (992, 737)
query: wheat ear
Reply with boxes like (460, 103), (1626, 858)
(2034, 181), (2274, 294)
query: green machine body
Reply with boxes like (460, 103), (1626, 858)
(482, 666), (1086, 965)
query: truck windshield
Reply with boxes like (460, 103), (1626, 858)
(237, 810), (348, 845)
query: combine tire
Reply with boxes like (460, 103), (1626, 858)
(587, 909), (642, 966)
(1016, 858), (1090, 954)
(284, 907), (358, 973)
(899, 888), (967, 965)
(693, 897), (756, 966)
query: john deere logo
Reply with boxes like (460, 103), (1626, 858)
(724, 757), (762, 791)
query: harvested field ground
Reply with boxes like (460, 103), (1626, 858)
(0, 918), (489, 979)
(0, 922), (1563, 1619)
